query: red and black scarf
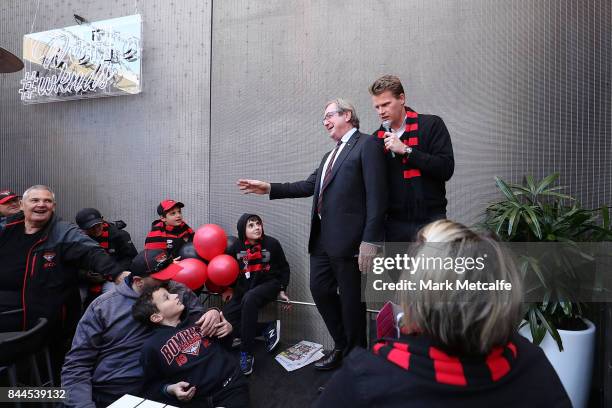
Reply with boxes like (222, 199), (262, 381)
(376, 106), (425, 216)
(94, 222), (111, 250)
(145, 220), (194, 250)
(242, 240), (264, 273)
(377, 107), (421, 180)
(89, 222), (113, 293)
(373, 336), (518, 387)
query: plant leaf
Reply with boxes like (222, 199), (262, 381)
(535, 173), (559, 194)
(535, 308), (563, 351)
(523, 206), (543, 239)
(495, 177), (519, 203)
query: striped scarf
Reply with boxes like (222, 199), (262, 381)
(89, 222), (112, 294)
(376, 107), (421, 180)
(242, 240), (264, 273)
(373, 336), (518, 387)
(94, 222), (111, 250)
(145, 220), (194, 251)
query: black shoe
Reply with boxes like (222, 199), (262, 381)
(264, 320), (280, 353)
(317, 386), (325, 394)
(314, 349), (343, 371)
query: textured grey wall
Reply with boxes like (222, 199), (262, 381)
(1, 0), (610, 347)
(0, 0), (212, 242)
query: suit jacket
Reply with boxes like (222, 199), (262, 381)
(270, 130), (387, 258)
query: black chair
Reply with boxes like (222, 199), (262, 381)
(0, 308), (23, 332)
(0, 315), (55, 390)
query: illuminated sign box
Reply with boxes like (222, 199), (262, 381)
(19, 14), (142, 104)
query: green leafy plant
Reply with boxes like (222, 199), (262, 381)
(482, 173), (611, 351)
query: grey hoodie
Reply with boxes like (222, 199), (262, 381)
(61, 279), (204, 407)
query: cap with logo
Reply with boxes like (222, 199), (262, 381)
(157, 200), (184, 216)
(130, 249), (183, 280)
(75, 208), (104, 230)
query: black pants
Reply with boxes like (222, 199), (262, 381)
(384, 213), (446, 283)
(309, 245), (366, 354)
(209, 372), (249, 408)
(384, 213), (446, 243)
(223, 279), (280, 353)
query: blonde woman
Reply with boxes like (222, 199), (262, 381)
(316, 220), (570, 408)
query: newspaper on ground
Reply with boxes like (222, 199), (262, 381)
(275, 340), (325, 372)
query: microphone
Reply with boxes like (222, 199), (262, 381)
(382, 120), (395, 158)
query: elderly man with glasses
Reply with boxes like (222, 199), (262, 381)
(237, 99), (387, 371)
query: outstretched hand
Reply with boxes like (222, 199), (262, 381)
(237, 179), (271, 195)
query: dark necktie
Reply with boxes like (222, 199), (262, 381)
(317, 141), (343, 215)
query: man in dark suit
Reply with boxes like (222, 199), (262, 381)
(237, 99), (387, 370)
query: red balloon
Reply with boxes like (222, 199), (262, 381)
(205, 281), (226, 294)
(207, 254), (239, 286)
(174, 258), (208, 290)
(194, 224), (227, 261)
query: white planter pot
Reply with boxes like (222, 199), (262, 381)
(519, 319), (596, 408)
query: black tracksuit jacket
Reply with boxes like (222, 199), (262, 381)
(0, 212), (122, 331)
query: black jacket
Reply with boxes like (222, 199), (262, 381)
(0, 212), (123, 330)
(227, 213), (290, 294)
(140, 319), (240, 405)
(315, 333), (571, 408)
(96, 221), (137, 270)
(375, 112), (454, 220)
(270, 130), (387, 257)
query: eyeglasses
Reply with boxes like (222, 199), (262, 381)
(322, 110), (342, 124)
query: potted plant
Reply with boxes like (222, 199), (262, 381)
(482, 173), (611, 408)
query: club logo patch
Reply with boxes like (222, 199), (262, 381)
(181, 338), (201, 356)
(43, 252), (56, 262)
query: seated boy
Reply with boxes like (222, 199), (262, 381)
(133, 285), (249, 407)
(145, 200), (194, 257)
(223, 213), (291, 375)
(75, 207), (138, 305)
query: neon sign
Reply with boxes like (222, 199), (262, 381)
(19, 14), (142, 104)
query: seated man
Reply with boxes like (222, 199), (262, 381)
(76, 207), (138, 305)
(0, 185), (123, 371)
(223, 213), (290, 375)
(61, 249), (227, 407)
(133, 286), (248, 407)
(76, 207), (138, 271)
(0, 190), (21, 220)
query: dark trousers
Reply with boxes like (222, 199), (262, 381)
(182, 372), (249, 408)
(209, 372), (249, 408)
(384, 213), (446, 243)
(310, 242), (366, 354)
(384, 213), (446, 283)
(223, 279), (280, 353)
